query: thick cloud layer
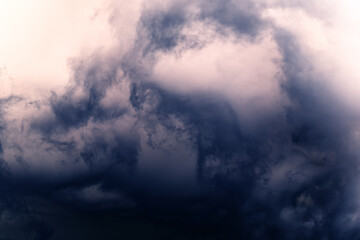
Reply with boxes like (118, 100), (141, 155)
(1, 0), (360, 239)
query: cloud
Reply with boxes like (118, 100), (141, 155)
(0, 0), (360, 239)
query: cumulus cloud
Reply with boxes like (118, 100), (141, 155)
(1, 0), (360, 239)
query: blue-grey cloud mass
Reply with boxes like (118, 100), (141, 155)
(0, 0), (360, 239)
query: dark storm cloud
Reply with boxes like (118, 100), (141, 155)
(141, 4), (188, 53)
(1, 0), (360, 239)
(120, 3), (360, 238)
(0, 101), (57, 240)
(121, 37), (360, 238)
(198, 0), (262, 37)
(270, 31), (360, 239)
(33, 55), (123, 134)
(136, 0), (264, 58)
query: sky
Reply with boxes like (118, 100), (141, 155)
(1, 0), (360, 239)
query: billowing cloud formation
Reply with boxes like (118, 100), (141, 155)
(1, 0), (360, 239)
